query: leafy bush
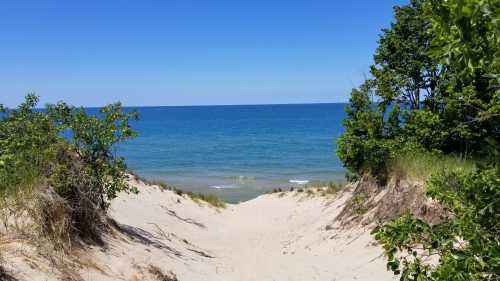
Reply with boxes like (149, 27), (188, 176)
(47, 101), (139, 209)
(0, 94), (138, 241)
(0, 95), (60, 194)
(372, 166), (500, 280)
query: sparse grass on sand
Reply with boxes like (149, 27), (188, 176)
(390, 151), (477, 180)
(301, 181), (344, 197)
(148, 264), (178, 281)
(131, 174), (226, 208)
(269, 181), (344, 198)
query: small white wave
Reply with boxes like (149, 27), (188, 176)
(289, 179), (309, 185)
(210, 184), (238, 189)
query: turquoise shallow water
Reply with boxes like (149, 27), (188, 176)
(116, 103), (347, 202)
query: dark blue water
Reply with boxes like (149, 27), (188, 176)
(118, 103), (347, 202)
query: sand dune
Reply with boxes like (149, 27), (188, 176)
(3, 179), (396, 281)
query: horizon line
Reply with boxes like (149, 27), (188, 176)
(84, 101), (349, 109)
(7, 101), (349, 110)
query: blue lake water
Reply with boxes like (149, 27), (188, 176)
(118, 103), (347, 202)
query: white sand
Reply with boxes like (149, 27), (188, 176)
(3, 179), (396, 281)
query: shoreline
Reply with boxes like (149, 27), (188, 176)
(129, 171), (348, 203)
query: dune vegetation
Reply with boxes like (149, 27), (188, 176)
(336, 0), (499, 280)
(134, 177), (226, 208)
(0, 95), (140, 254)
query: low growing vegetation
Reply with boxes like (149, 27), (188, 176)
(148, 264), (179, 281)
(134, 176), (226, 208)
(267, 181), (344, 198)
(373, 167), (500, 280)
(390, 151), (477, 180)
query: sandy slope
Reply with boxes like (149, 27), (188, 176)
(3, 179), (396, 281)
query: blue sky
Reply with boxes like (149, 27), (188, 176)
(1, 0), (406, 107)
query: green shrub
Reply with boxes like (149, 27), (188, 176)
(0, 94), (139, 242)
(0, 95), (60, 194)
(372, 166), (500, 280)
(47, 101), (139, 209)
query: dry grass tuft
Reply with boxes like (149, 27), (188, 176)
(0, 265), (16, 281)
(31, 186), (107, 251)
(305, 189), (315, 196)
(148, 265), (178, 281)
(0, 252), (16, 281)
(0, 183), (108, 276)
(337, 175), (447, 227)
(0, 184), (110, 281)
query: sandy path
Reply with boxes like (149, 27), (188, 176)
(3, 179), (396, 281)
(94, 180), (395, 281)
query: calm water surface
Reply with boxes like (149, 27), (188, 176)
(117, 103), (347, 202)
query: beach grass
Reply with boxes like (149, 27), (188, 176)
(389, 151), (477, 180)
(134, 176), (226, 208)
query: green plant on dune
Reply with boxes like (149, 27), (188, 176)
(390, 150), (477, 180)
(185, 191), (226, 208)
(47, 100), (139, 209)
(138, 178), (226, 208)
(372, 166), (500, 280)
(0, 94), (139, 243)
(0, 95), (60, 194)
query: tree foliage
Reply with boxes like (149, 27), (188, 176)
(337, 0), (499, 180)
(337, 0), (499, 279)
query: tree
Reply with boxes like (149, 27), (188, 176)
(370, 1), (500, 280)
(337, 0), (442, 180)
(337, 83), (392, 182)
(425, 0), (500, 155)
(371, 0), (443, 112)
(337, 0), (499, 181)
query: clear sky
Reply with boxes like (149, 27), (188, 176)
(1, 0), (407, 107)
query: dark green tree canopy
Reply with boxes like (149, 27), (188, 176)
(337, 0), (499, 179)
